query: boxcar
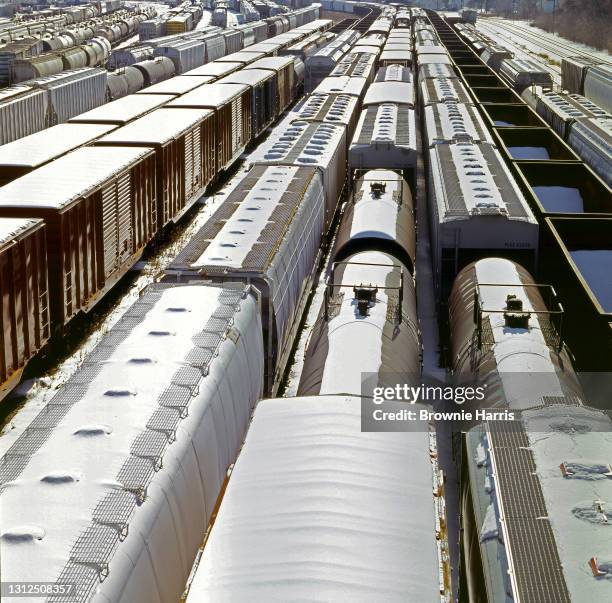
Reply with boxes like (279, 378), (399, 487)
(0, 122), (116, 185)
(166, 83), (252, 172)
(97, 108), (216, 226)
(0, 218), (49, 401)
(217, 70), (278, 139)
(0, 146), (157, 329)
(69, 93), (175, 126)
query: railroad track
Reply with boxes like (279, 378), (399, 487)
(327, 5), (381, 34)
(478, 18), (611, 73)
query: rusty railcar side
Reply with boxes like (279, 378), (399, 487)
(96, 108), (216, 226)
(167, 84), (253, 173)
(0, 147), (157, 329)
(0, 218), (49, 400)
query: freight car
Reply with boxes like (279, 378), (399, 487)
(499, 57), (553, 91)
(246, 55), (299, 111)
(329, 51), (377, 85)
(312, 74), (368, 99)
(421, 74), (472, 105)
(69, 93), (175, 126)
(299, 172), (418, 395)
(567, 117), (612, 188)
(350, 102), (417, 172)
(166, 165), (325, 394)
(0, 84), (48, 145)
(535, 90), (609, 139)
(249, 120), (347, 230)
(280, 91), (360, 144)
(0, 146), (157, 329)
(184, 395), (448, 601)
(0, 281), (264, 602)
(0, 218), (49, 403)
(96, 108), (216, 226)
(132, 57), (176, 86)
(448, 258), (609, 603)
(216, 69), (278, 138)
(0, 122), (116, 185)
(106, 66), (145, 99)
(428, 142), (539, 294)
(423, 101), (494, 147)
(166, 83), (252, 172)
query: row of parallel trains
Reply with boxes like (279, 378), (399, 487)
(0, 13), (329, 399)
(0, 6), (453, 603)
(427, 11), (612, 602)
(106, 4), (321, 98)
(440, 11), (612, 371)
(455, 20), (612, 188)
(6, 6), (159, 83)
(0, 4), (609, 603)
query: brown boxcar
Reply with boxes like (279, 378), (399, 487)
(0, 218), (49, 401)
(166, 83), (252, 172)
(0, 146), (157, 329)
(0, 123), (116, 186)
(68, 93), (175, 126)
(97, 108), (216, 225)
(246, 56), (296, 112)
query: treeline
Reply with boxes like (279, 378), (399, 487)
(533, 0), (612, 52)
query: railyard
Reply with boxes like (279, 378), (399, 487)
(0, 2), (611, 602)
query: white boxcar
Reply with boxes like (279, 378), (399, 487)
(0, 282), (264, 603)
(567, 117), (612, 187)
(0, 85), (48, 145)
(419, 62), (457, 81)
(583, 64), (612, 114)
(312, 74), (368, 99)
(249, 121), (347, 229)
(421, 75), (472, 105)
(153, 40), (206, 74)
(166, 165), (325, 394)
(536, 90), (609, 139)
(185, 396), (445, 602)
(329, 52), (377, 84)
(428, 142), (539, 290)
(363, 80), (415, 108)
(280, 91), (360, 141)
(424, 102), (494, 146)
(376, 64), (412, 83)
(350, 103), (417, 170)
(29, 67), (107, 125)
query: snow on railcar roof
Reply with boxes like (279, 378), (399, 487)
(0, 146), (154, 210)
(0, 282), (260, 601)
(216, 68), (275, 87)
(183, 61), (242, 78)
(185, 395), (442, 602)
(97, 108), (213, 146)
(418, 62), (457, 80)
(68, 93), (175, 125)
(215, 51), (265, 64)
(246, 55), (296, 71)
(421, 76), (472, 105)
(363, 81), (415, 106)
(0, 217), (43, 247)
(375, 64), (412, 83)
(166, 82), (249, 109)
(428, 142), (537, 222)
(0, 123), (116, 169)
(251, 120), (346, 168)
(136, 75), (215, 95)
(424, 102), (494, 146)
(170, 165), (322, 272)
(312, 75), (368, 98)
